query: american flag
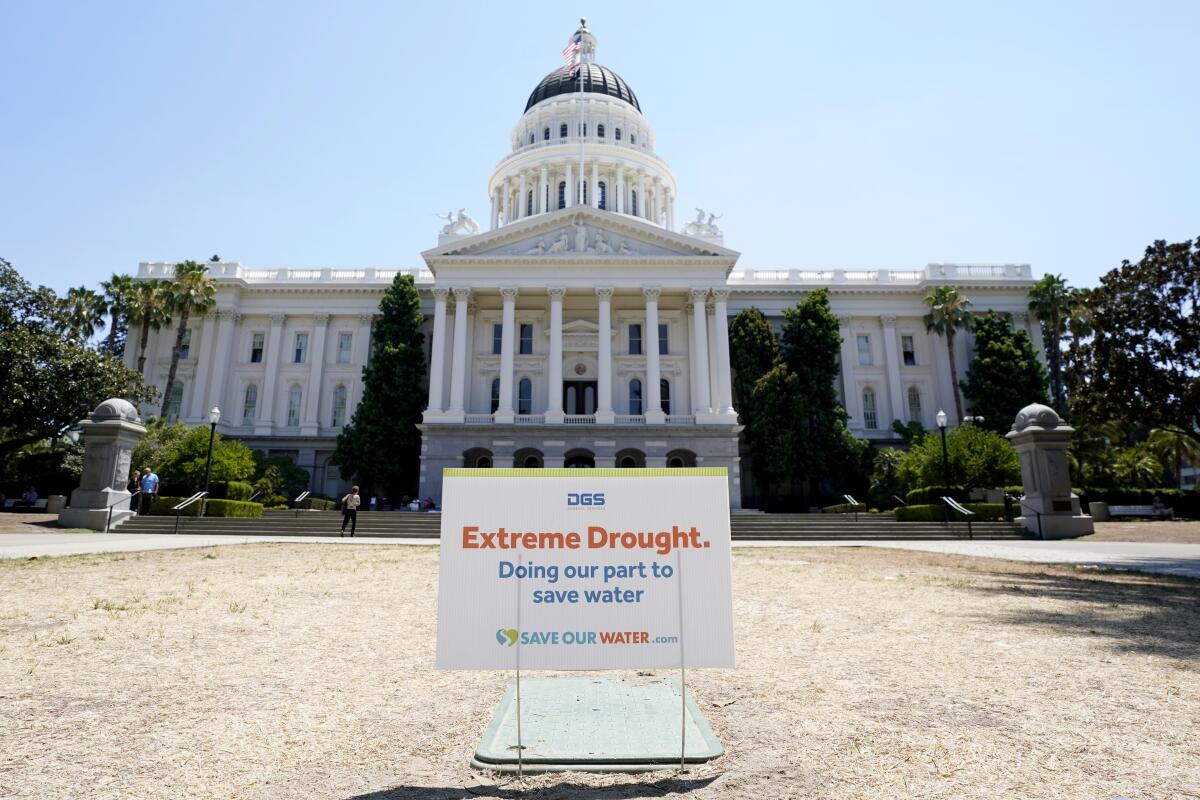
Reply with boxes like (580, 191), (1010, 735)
(562, 35), (581, 73)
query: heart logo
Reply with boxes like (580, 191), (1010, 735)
(495, 628), (518, 647)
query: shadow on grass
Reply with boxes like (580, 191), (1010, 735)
(346, 776), (718, 799)
(963, 566), (1200, 659)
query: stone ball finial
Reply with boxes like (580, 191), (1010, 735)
(1011, 402), (1061, 433)
(91, 398), (140, 423)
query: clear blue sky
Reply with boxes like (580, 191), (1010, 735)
(2, 1), (1196, 294)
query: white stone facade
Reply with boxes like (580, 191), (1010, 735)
(127, 23), (1040, 506)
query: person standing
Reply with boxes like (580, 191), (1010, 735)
(139, 468), (160, 515)
(340, 485), (361, 536)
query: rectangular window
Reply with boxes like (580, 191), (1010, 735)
(629, 324), (642, 355)
(337, 332), (353, 363)
(863, 389), (878, 430)
(179, 329), (192, 360)
(902, 335), (916, 366)
(493, 323), (503, 355)
(856, 334), (872, 366)
(519, 323), (533, 355)
(293, 332), (308, 364)
(286, 388), (302, 427)
(658, 323), (669, 355)
(250, 332), (265, 363)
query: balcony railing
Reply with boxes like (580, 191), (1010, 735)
(614, 414), (645, 424)
(564, 415), (596, 424)
(514, 414), (545, 424)
(463, 414), (493, 424)
(664, 415), (695, 425)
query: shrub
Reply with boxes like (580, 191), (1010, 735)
(1078, 488), (1198, 519)
(822, 502), (866, 514)
(895, 502), (1005, 522)
(225, 481), (253, 501)
(897, 425), (1020, 490)
(298, 497), (336, 511)
(905, 486), (968, 505)
(149, 497), (262, 518)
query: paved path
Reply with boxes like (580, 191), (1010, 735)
(3, 531), (1198, 579)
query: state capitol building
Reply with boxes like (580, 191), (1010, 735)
(127, 22), (1042, 509)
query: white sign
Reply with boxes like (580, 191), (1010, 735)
(436, 468), (735, 670)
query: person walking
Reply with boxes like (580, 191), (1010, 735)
(138, 468), (160, 515)
(340, 485), (361, 536)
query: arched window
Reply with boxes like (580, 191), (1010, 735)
(581, 122), (587, 136)
(560, 123), (568, 138)
(477, 455), (493, 468)
(630, 190), (638, 217)
(620, 456), (638, 468)
(629, 378), (643, 415)
(907, 386), (923, 423)
(615, 127), (622, 141)
(166, 382), (184, 423)
(597, 124), (605, 138)
(598, 181), (607, 210)
(630, 133), (636, 145)
(660, 379), (671, 415)
(668, 456), (684, 468)
(862, 387), (878, 430)
(580, 181), (587, 205)
(331, 385), (347, 428)
(524, 455), (541, 468)
(528, 132), (534, 145)
(558, 181), (566, 209)
(543, 127), (550, 141)
(518, 378), (532, 415)
(242, 384), (257, 426)
(490, 378), (500, 414)
(287, 386), (303, 427)
(526, 190), (533, 217)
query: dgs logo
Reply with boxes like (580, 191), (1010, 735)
(567, 492), (605, 507)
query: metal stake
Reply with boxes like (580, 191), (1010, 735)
(516, 551), (523, 778)
(676, 545), (686, 773)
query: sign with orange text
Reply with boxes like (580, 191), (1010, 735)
(435, 468), (735, 670)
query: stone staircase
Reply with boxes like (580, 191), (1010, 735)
(117, 510), (1028, 541)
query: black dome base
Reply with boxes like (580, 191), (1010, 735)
(525, 63), (641, 114)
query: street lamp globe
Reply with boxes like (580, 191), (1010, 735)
(209, 406), (221, 425)
(936, 409), (948, 429)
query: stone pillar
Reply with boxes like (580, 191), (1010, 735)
(616, 166), (625, 214)
(1007, 403), (1094, 538)
(685, 303), (699, 413)
(425, 289), (449, 419)
(643, 288), (664, 423)
(496, 288), (518, 422)
(501, 178), (511, 225)
(256, 313), (287, 435)
(58, 400), (146, 531)
(351, 313), (373, 417)
(711, 290), (735, 416)
(491, 189), (500, 229)
(187, 311), (218, 420)
(881, 315), (904, 433)
(546, 288), (565, 422)
(637, 173), (647, 219)
(447, 288), (471, 418)
(564, 163), (574, 208)
(301, 312), (329, 436)
(207, 310), (239, 424)
(538, 166), (549, 214)
(592, 162), (600, 208)
(690, 289), (712, 415)
(518, 172), (527, 220)
(596, 287), (614, 423)
(706, 300), (719, 413)
(666, 190), (675, 231)
(837, 315), (860, 430)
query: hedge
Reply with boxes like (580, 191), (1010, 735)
(149, 496), (264, 518)
(298, 497), (336, 511)
(822, 503), (866, 514)
(905, 486), (969, 505)
(895, 503), (1006, 522)
(1078, 488), (1199, 519)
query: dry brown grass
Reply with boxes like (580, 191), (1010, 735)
(1, 544), (1197, 799)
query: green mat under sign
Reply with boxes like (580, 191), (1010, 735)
(472, 676), (723, 773)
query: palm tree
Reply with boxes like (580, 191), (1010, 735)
(160, 261), (216, 419)
(100, 273), (134, 354)
(127, 279), (173, 377)
(923, 286), (972, 422)
(1027, 274), (1076, 411)
(1147, 428), (1200, 489)
(57, 286), (107, 342)
(1112, 446), (1163, 488)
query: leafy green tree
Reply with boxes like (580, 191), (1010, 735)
(744, 363), (800, 496)
(962, 312), (1048, 433)
(1111, 445), (1164, 488)
(128, 279), (173, 377)
(1071, 238), (1200, 431)
(923, 286), (973, 422)
(1027, 274), (1081, 411)
(251, 453), (311, 500)
(727, 307), (778, 425)
(100, 274), (135, 356)
(891, 419), (927, 445)
(161, 261), (216, 418)
(333, 273), (426, 497)
(0, 259), (155, 456)
(58, 286), (106, 343)
(156, 426), (255, 489)
(1146, 427), (1200, 489)
(898, 424), (1020, 490)
(869, 448), (906, 508)
(130, 418), (191, 477)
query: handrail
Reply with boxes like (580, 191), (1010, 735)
(842, 494), (862, 522)
(248, 490), (262, 502)
(891, 495), (908, 507)
(941, 496), (975, 539)
(105, 490), (141, 533)
(1006, 494), (1044, 539)
(173, 491), (208, 535)
(293, 490), (311, 518)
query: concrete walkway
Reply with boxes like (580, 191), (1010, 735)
(3, 531), (1198, 579)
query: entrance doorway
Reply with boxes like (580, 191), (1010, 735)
(562, 381), (597, 415)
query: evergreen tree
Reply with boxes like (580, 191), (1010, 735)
(961, 311), (1048, 433)
(333, 274), (426, 498)
(727, 307), (778, 426)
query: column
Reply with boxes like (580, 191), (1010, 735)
(881, 315), (904, 432)
(666, 190), (675, 231)
(615, 166), (625, 214)
(546, 288), (565, 422)
(690, 289), (711, 415)
(644, 288), (664, 423)
(711, 290), (735, 415)
(352, 312), (373, 417)
(538, 167), (548, 214)
(837, 315), (861, 429)
(496, 288), (518, 422)
(707, 299), (719, 410)
(637, 173), (647, 220)
(301, 312), (329, 435)
(447, 288), (471, 418)
(208, 311), (239, 423)
(518, 172), (527, 220)
(501, 178), (511, 225)
(592, 162), (600, 208)
(651, 180), (661, 225)
(685, 303), (698, 412)
(187, 311), (218, 420)
(490, 189), (499, 230)
(255, 313), (287, 435)
(596, 288), (614, 423)
(424, 289), (449, 418)
(564, 163), (574, 208)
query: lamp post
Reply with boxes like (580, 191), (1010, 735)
(202, 406), (220, 516)
(936, 409), (949, 521)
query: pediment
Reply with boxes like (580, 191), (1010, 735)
(422, 207), (738, 263)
